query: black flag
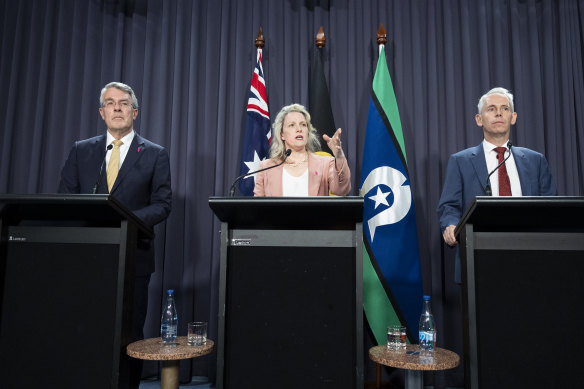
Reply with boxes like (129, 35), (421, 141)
(309, 28), (336, 155)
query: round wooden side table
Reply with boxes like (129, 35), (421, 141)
(127, 336), (214, 389)
(369, 344), (459, 389)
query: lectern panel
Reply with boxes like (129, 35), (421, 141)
(0, 194), (145, 389)
(0, 242), (120, 388)
(473, 249), (584, 388)
(224, 246), (356, 389)
(210, 197), (364, 389)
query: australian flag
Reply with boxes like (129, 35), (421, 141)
(237, 48), (271, 196)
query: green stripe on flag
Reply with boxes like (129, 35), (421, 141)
(372, 47), (407, 165)
(363, 246), (400, 345)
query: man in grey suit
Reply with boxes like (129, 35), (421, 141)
(437, 87), (557, 282)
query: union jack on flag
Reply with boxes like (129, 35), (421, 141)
(237, 48), (271, 196)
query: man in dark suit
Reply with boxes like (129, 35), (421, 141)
(58, 81), (172, 387)
(437, 87), (556, 282)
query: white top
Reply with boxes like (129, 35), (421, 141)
(482, 140), (522, 196)
(106, 130), (135, 171)
(282, 168), (309, 196)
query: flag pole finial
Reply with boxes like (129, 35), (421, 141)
(255, 27), (265, 48)
(315, 26), (326, 48)
(376, 24), (387, 46)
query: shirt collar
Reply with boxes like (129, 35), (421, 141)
(106, 130), (135, 146)
(483, 138), (509, 154)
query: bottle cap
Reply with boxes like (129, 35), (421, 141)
(168, 289), (174, 294)
(423, 295), (430, 301)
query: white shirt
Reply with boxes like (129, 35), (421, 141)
(482, 139), (522, 196)
(106, 130), (135, 171)
(282, 168), (309, 196)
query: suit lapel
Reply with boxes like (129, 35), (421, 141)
(512, 148), (531, 195)
(307, 153), (322, 196)
(93, 135), (107, 167)
(93, 135), (108, 194)
(470, 143), (488, 190)
(110, 134), (146, 194)
(266, 162), (283, 196)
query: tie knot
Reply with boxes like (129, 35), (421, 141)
(112, 140), (123, 148)
(494, 146), (507, 156)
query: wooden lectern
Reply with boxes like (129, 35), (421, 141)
(209, 197), (364, 389)
(455, 196), (584, 389)
(0, 194), (152, 389)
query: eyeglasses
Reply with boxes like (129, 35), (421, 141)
(103, 100), (133, 110)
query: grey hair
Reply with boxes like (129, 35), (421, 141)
(269, 103), (321, 160)
(477, 87), (514, 113)
(99, 82), (139, 109)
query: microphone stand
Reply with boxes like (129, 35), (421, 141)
(484, 141), (512, 196)
(229, 149), (292, 197)
(93, 144), (113, 194)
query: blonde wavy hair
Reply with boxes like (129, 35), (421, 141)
(269, 103), (321, 161)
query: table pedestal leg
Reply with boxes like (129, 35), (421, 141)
(160, 360), (180, 389)
(405, 370), (423, 389)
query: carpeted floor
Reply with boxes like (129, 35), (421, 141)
(139, 376), (212, 388)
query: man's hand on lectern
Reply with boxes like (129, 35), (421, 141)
(443, 225), (458, 246)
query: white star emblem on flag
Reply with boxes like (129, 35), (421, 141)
(243, 151), (264, 181)
(360, 166), (412, 240)
(368, 186), (390, 209)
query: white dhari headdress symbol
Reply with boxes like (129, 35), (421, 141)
(359, 166), (411, 241)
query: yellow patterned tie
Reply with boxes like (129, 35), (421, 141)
(106, 140), (123, 192)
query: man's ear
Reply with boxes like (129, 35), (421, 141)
(475, 114), (483, 127)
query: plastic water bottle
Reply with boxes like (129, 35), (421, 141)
(160, 289), (178, 344)
(419, 295), (436, 353)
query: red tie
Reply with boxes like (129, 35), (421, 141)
(494, 147), (511, 196)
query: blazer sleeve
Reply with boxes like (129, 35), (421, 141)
(537, 154), (558, 196)
(327, 156), (352, 196)
(436, 154), (464, 232)
(253, 160), (268, 197)
(58, 142), (81, 194)
(131, 147), (172, 227)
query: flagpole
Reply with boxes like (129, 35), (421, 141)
(377, 24), (387, 55)
(255, 27), (264, 64)
(316, 25), (326, 48)
(255, 26), (264, 49)
(374, 25), (388, 387)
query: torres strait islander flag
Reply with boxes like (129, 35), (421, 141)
(359, 45), (423, 345)
(238, 48), (271, 196)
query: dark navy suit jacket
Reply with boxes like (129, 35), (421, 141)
(437, 142), (557, 282)
(58, 133), (172, 275)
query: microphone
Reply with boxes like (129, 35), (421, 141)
(484, 141), (512, 196)
(93, 144), (113, 194)
(229, 149), (292, 197)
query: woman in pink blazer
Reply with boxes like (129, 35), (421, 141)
(254, 103), (351, 197)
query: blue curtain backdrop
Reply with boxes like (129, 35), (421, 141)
(1, 0), (583, 386)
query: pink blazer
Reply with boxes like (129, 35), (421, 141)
(253, 153), (351, 196)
